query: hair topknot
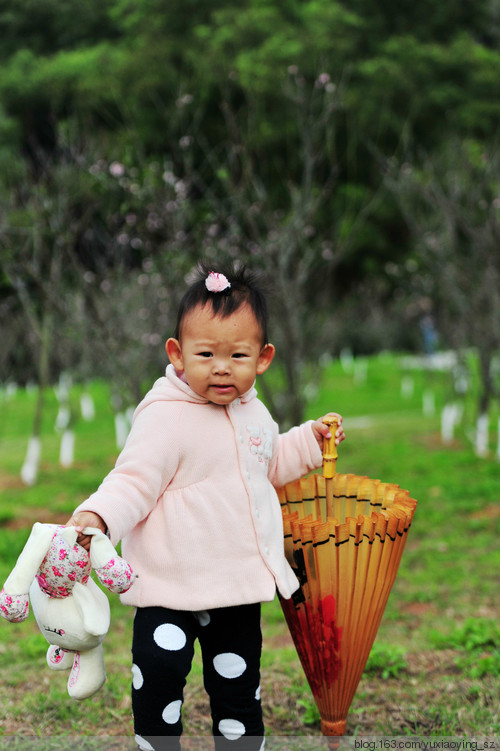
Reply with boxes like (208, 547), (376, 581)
(174, 261), (270, 344)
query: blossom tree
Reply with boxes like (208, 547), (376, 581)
(0, 155), (79, 482)
(386, 139), (500, 455)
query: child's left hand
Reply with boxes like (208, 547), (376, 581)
(311, 413), (345, 449)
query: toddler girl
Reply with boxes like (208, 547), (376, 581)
(67, 264), (345, 751)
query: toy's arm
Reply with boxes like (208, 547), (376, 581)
(85, 528), (136, 594)
(0, 590), (29, 622)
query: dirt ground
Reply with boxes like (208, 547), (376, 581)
(1, 646), (487, 740)
(180, 648), (480, 737)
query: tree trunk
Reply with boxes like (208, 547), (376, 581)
(21, 309), (52, 485)
(477, 346), (494, 416)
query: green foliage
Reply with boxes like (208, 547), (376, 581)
(350, 33), (500, 151)
(296, 697), (322, 726)
(435, 618), (500, 653)
(364, 642), (408, 679)
(457, 650), (500, 679)
(2, 0), (499, 202)
(0, 529), (32, 572)
(19, 633), (48, 660)
(0, 0), (121, 59)
(346, 0), (490, 43)
(430, 618), (500, 678)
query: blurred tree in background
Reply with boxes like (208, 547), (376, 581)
(385, 138), (500, 418)
(1, 0), (500, 427)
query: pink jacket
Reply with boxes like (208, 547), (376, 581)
(76, 365), (323, 610)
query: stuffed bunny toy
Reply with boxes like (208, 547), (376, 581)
(0, 522), (135, 700)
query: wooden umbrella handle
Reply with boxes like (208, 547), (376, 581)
(322, 416), (338, 517)
(322, 416), (339, 479)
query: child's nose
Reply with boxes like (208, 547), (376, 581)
(213, 357), (230, 374)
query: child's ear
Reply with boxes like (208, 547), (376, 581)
(165, 338), (184, 371)
(256, 343), (275, 375)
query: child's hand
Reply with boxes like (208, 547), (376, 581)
(311, 412), (345, 450)
(66, 511), (107, 551)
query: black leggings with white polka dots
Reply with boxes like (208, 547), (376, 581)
(132, 603), (265, 751)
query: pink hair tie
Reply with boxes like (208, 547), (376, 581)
(205, 271), (231, 293)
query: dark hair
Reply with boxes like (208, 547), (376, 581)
(174, 262), (270, 345)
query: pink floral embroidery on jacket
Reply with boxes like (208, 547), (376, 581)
(246, 425), (273, 466)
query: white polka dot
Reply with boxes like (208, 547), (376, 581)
(218, 718), (246, 740)
(213, 652), (247, 679)
(131, 663), (144, 690)
(134, 735), (154, 751)
(194, 610), (211, 627)
(255, 684), (261, 701)
(153, 623), (187, 651)
(162, 699), (182, 724)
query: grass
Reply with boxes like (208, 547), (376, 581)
(0, 353), (499, 739)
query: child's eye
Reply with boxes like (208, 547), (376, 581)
(232, 353), (248, 359)
(197, 352), (213, 358)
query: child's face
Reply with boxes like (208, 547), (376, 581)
(166, 303), (275, 405)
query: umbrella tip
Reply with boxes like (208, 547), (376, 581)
(321, 718), (347, 742)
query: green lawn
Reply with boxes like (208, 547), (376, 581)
(0, 354), (499, 739)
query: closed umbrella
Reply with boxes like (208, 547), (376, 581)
(278, 418), (417, 736)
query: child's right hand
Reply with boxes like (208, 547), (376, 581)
(311, 412), (345, 449)
(66, 511), (107, 551)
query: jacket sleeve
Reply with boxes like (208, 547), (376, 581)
(268, 420), (323, 488)
(74, 402), (180, 546)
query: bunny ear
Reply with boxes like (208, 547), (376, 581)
(58, 525), (79, 548)
(82, 527), (113, 569)
(85, 528), (136, 594)
(2, 523), (58, 596)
